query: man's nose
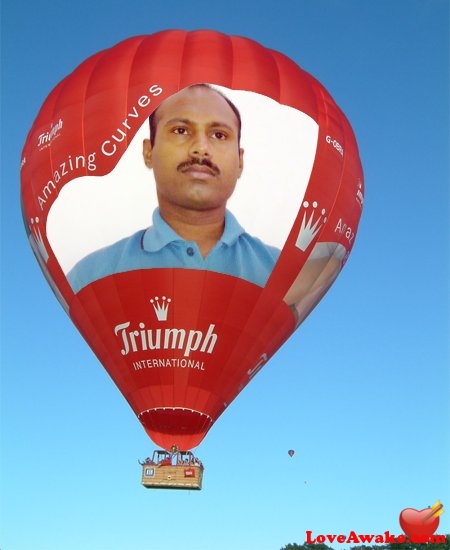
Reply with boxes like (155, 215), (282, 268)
(189, 133), (211, 156)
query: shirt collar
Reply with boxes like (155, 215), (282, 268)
(142, 208), (245, 252)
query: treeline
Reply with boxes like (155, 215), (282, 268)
(280, 536), (450, 550)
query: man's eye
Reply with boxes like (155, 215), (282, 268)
(173, 127), (189, 135)
(212, 131), (227, 140)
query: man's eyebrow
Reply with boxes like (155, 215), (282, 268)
(164, 118), (191, 127)
(164, 118), (236, 132)
(209, 121), (235, 132)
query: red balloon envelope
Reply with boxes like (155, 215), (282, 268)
(21, 30), (364, 451)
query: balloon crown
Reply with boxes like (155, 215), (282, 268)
(296, 201), (328, 252)
(150, 296), (172, 321)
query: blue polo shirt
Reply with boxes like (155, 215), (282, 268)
(68, 209), (280, 293)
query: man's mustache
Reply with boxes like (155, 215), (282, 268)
(177, 157), (220, 175)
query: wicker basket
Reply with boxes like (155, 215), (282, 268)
(140, 450), (204, 490)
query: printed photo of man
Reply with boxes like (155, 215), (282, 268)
(68, 84), (280, 293)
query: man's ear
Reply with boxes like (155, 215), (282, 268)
(238, 147), (244, 178)
(142, 139), (153, 168)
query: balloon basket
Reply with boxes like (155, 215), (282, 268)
(139, 449), (204, 490)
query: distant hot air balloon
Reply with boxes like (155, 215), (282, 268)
(21, 30), (363, 455)
(288, 450), (295, 458)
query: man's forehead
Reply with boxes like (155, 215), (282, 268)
(155, 87), (239, 127)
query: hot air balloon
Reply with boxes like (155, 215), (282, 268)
(21, 30), (364, 487)
(288, 450), (295, 458)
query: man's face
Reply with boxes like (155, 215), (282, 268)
(143, 86), (244, 215)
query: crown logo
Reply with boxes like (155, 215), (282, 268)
(150, 296), (171, 321)
(30, 217), (49, 263)
(356, 179), (364, 208)
(295, 201), (327, 252)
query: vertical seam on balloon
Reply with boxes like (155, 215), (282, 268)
(179, 30), (189, 91)
(271, 49), (283, 105)
(125, 35), (150, 151)
(312, 84), (364, 294)
(312, 85), (346, 247)
(228, 34), (236, 90)
(178, 31), (203, 430)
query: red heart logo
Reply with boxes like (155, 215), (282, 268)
(399, 508), (440, 539)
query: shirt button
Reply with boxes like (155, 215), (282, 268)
(186, 247), (195, 256)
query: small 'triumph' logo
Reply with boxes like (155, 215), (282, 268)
(295, 201), (327, 251)
(38, 119), (63, 149)
(150, 296), (171, 321)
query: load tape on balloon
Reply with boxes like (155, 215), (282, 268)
(21, 30), (364, 450)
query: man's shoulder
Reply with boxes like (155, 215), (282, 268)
(223, 210), (280, 259)
(81, 230), (145, 264)
(238, 232), (281, 261)
(67, 229), (146, 291)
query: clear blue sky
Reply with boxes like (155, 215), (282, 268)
(1, 1), (449, 549)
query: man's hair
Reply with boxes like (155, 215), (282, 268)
(148, 83), (242, 147)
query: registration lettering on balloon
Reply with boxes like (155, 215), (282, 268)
(21, 30), (364, 452)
